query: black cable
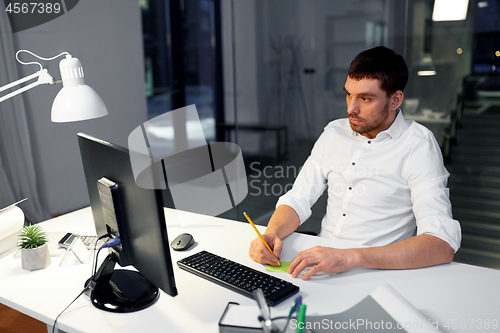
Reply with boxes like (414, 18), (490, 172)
(92, 234), (111, 276)
(52, 234), (112, 333)
(93, 246), (106, 277)
(51, 287), (88, 333)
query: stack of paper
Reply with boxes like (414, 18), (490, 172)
(0, 201), (25, 257)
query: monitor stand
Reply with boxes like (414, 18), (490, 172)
(86, 253), (159, 313)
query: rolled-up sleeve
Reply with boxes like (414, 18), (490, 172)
(405, 130), (462, 252)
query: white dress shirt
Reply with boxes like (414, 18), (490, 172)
(277, 111), (461, 252)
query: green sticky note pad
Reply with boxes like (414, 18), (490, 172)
(266, 261), (291, 273)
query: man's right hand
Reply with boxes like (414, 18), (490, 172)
(249, 233), (283, 266)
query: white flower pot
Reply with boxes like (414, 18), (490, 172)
(21, 243), (51, 271)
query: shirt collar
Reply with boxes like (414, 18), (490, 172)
(349, 108), (408, 140)
(381, 108), (408, 140)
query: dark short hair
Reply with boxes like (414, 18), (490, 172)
(348, 46), (408, 96)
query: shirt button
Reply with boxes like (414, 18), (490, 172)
(352, 162), (355, 165)
(343, 213), (346, 217)
(349, 187), (352, 190)
(368, 140), (371, 144)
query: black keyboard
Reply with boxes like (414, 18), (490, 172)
(177, 250), (299, 306)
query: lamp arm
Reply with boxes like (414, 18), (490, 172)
(0, 69), (55, 103)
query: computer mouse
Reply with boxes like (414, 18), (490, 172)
(170, 233), (195, 251)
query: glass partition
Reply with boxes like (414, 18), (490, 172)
(141, 0), (223, 141)
(219, 0), (499, 269)
(140, 0), (499, 269)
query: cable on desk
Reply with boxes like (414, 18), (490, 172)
(51, 287), (88, 333)
(52, 234), (119, 333)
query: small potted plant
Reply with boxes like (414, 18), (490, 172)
(18, 224), (51, 271)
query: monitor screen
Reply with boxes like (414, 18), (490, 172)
(77, 133), (177, 312)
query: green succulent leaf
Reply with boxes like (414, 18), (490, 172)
(18, 224), (48, 250)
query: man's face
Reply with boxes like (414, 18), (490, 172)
(344, 77), (398, 139)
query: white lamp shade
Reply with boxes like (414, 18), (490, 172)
(51, 84), (108, 122)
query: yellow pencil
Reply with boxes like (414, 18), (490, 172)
(243, 212), (281, 266)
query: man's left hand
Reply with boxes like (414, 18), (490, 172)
(287, 246), (360, 280)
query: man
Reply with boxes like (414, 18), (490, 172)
(249, 46), (461, 280)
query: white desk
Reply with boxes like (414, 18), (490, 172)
(1, 207), (499, 333)
(404, 113), (451, 125)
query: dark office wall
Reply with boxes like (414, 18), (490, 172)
(222, 0), (393, 148)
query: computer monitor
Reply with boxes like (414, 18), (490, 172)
(77, 133), (177, 313)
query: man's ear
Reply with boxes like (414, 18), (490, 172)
(391, 90), (404, 110)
